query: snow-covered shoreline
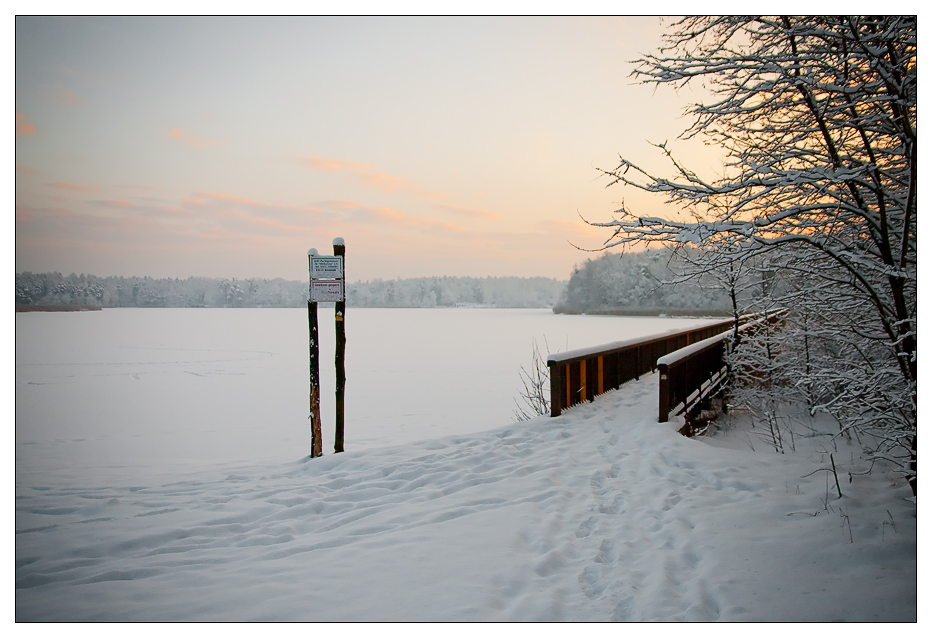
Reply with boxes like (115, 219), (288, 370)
(16, 375), (916, 621)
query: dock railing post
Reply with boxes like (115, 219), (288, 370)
(658, 361), (671, 423)
(548, 360), (563, 417)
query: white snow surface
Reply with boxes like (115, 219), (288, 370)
(656, 332), (727, 366)
(15, 309), (917, 621)
(548, 320), (730, 364)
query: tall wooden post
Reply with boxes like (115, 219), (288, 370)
(307, 249), (323, 458)
(658, 362), (670, 423)
(333, 238), (346, 453)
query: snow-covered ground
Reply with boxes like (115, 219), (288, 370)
(15, 309), (917, 621)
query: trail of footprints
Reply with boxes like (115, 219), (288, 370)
(567, 388), (723, 621)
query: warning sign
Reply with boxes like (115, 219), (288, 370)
(309, 280), (344, 302)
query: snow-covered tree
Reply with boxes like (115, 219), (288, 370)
(557, 247), (735, 313)
(587, 17), (916, 493)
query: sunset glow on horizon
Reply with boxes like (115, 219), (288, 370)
(15, 16), (724, 283)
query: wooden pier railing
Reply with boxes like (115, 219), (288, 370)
(546, 319), (735, 417)
(657, 309), (789, 422)
(656, 333), (730, 424)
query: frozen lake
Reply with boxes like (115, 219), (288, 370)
(15, 308), (916, 621)
(16, 308), (719, 484)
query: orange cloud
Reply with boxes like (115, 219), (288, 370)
(166, 128), (224, 149)
(302, 156), (376, 174)
(16, 112), (36, 137)
(345, 205), (465, 234)
(187, 191), (332, 234)
(433, 204), (505, 220)
(48, 182), (98, 193)
(17, 166), (36, 176)
(24, 192), (317, 245)
(314, 199), (365, 211)
(301, 155), (422, 194)
(307, 200), (468, 236)
(197, 191), (258, 205)
(358, 172), (417, 193)
(195, 191), (324, 212)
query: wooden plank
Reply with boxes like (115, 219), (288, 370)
(549, 361), (564, 417)
(565, 363), (571, 410)
(598, 356), (604, 395)
(580, 359), (587, 403)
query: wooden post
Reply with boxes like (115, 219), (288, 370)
(307, 249), (323, 458)
(597, 356), (604, 395)
(579, 360), (587, 403)
(658, 362), (670, 423)
(565, 363), (571, 410)
(333, 238), (346, 454)
(548, 360), (563, 417)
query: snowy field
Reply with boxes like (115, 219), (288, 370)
(15, 309), (917, 621)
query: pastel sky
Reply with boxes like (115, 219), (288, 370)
(15, 16), (723, 282)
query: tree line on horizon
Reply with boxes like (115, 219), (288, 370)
(14, 271), (570, 309)
(17, 254), (753, 314)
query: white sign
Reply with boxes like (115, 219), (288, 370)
(309, 280), (344, 302)
(310, 256), (343, 279)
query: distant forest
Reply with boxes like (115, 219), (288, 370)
(14, 272), (566, 309)
(554, 249), (736, 315)
(17, 250), (747, 313)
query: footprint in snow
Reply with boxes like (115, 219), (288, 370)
(612, 595), (638, 621)
(575, 516), (599, 538)
(594, 539), (616, 565)
(578, 565), (608, 599)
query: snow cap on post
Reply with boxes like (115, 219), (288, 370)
(332, 237), (345, 246)
(308, 248), (319, 256)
